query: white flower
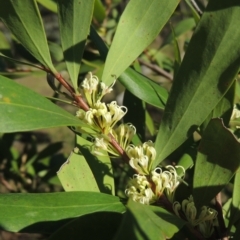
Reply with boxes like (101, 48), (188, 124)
(127, 141), (156, 175)
(81, 72), (115, 107)
(94, 137), (108, 151)
(76, 109), (85, 119)
(173, 196), (218, 238)
(151, 165), (185, 202)
(113, 123), (136, 150)
(81, 72), (98, 93)
(100, 80), (115, 95)
(107, 101), (127, 128)
(125, 174), (157, 205)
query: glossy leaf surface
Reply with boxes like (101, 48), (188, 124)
(154, 0), (240, 165)
(57, 0), (94, 90)
(163, 18), (196, 47)
(0, 75), (87, 132)
(57, 151), (99, 192)
(90, 26), (168, 109)
(193, 119), (240, 208)
(119, 68), (168, 109)
(114, 200), (185, 240)
(0, 0), (56, 72)
(37, 0), (57, 12)
(102, 0), (179, 85)
(93, 0), (105, 23)
(76, 136), (115, 195)
(0, 192), (125, 233)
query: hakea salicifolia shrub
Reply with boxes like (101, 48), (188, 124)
(76, 72), (219, 238)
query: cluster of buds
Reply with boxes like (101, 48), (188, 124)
(125, 163), (185, 205)
(127, 141), (156, 175)
(76, 73), (140, 158)
(75, 72), (222, 238)
(77, 72), (185, 205)
(173, 196), (218, 238)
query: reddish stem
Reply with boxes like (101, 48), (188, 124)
(45, 69), (134, 173)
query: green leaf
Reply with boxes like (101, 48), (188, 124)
(193, 119), (240, 209)
(123, 89), (145, 141)
(163, 18), (196, 47)
(76, 136), (115, 195)
(0, 192), (125, 233)
(0, 75), (87, 132)
(48, 212), (122, 240)
(154, 0), (240, 165)
(228, 170), (240, 230)
(0, 52), (43, 70)
(48, 41), (64, 62)
(102, 0), (179, 85)
(93, 0), (105, 23)
(37, 0), (57, 13)
(0, 0), (56, 73)
(57, 151), (100, 192)
(184, 0), (201, 23)
(119, 68), (168, 109)
(114, 200), (185, 240)
(89, 26), (168, 109)
(201, 80), (235, 131)
(170, 24), (181, 80)
(146, 109), (155, 136)
(0, 31), (11, 52)
(57, 0), (94, 90)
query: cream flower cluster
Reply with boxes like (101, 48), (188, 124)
(125, 140), (185, 204)
(76, 73), (132, 155)
(173, 196), (218, 238)
(125, 163), (185, 205)
(77, 72), (185, 206)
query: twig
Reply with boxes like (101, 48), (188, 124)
(138, 58), (173, 81)
(190, 0), (203, 16)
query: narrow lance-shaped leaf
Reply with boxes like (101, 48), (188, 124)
(57, 0), (95, 90)
(154, 0), (240, 166)
(162, 18), (196, 47)
(119, 68), (168, 109)
(93, 0), (105, 23)
(37, 0), (57, 13)
(0, 75), (88, 132)
(102, 0), (179, 85)
(227, 168), (240, 230)
(193, 119), (240, 209)
(90, 26), (168, 109)
(0, 0), (56, 73)
(0, 192), (125, 233)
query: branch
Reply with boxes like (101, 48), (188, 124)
(138, 58), (173, 81)
(190, 0), (203, 16)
